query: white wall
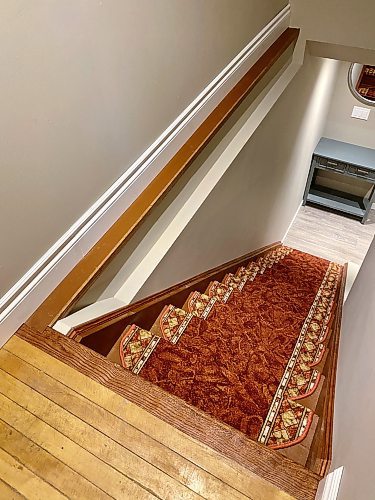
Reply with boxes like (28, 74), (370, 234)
(329, 235), (375, 500)
(133, 54), (339, 299)
(0, 0), (287, 297)
(324, 62), (375, 149)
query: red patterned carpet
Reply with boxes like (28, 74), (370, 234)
(108, 246), (343, 450)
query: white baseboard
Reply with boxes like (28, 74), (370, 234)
(0, 6), (291, 345)
(321, 466), (344, 500)
(282, 200), (303, 242)
(54, 298), (127, 336)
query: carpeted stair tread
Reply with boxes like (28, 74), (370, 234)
(150, 304), (195, 344)
(182, 291), (217, 319)
(294, 374), (326, 412)
(286, 367), (322, 401)
(205, 280), (234, 303)
(107, 324), (160, 373)
(276, 413), (320, 467)
(311, 347), (329, 373)
(222, 272), (250, 291)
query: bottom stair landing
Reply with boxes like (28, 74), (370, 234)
(101, 245), (345, 467)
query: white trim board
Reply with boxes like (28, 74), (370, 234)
(282, 201), (303, 242)
(321, 466), (344, 500)
(0, 5), (292, 345)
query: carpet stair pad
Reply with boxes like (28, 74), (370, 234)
(106, 245), (343, 459)
(150, 304), (195, 344)
(182, 291), (218, 319)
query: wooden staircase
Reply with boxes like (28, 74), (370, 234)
(67, 242), (346, 475)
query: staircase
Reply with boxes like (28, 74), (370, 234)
(89, 245), (345, 467)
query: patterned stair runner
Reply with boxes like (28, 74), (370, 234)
(109, 245), (343, 452)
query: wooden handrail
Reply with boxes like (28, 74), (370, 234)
(27, 28), (299, 333)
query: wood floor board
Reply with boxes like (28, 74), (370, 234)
(284, 205), (375, 265)
(0, 448), (66, 500)
(3, 336), (291, 500)
(0, 393), (155, 499)
(0, 349), (246, 500)
(0, 367), (202, 500)
(0, 479), (25, 500)
(0, 420), (110, 500)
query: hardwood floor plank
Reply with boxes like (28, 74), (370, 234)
(0, 349), (247, 500)
(4, 336), (291, 500)
(0, 368), (202, 500)
(0, 479), (25, 499)
(0, 393), (155, 499)
(0, 419), (111, 500)
(0, 448), (65, 500)
(284, 206), (375, 265)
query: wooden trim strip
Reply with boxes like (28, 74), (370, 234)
(306, 263), (348, 476)
(72, 242), (281, 354)
(26, 28), (299, 333)
(16, 323), (319, 500)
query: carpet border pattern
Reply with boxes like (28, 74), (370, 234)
(258, 261), (342, 448)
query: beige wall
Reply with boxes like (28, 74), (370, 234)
(0, 0), (287, 297)
(324, 62), (375, 149)
(134, 54), (339, 299)
(291, 0), (375, 52)
(330, 236), (375, 499)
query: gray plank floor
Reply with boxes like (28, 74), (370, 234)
(284, 205), (375, 266)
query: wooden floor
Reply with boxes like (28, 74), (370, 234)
(284, 205), (375, 266)
(0, 334), (296, 500)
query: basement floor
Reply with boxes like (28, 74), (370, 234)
(284, 204), (375, 299)
(284, 204), (375, 266)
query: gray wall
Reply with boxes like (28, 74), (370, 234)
(330, 236), (375, 500)
(0, 0), (287, 297)
(324, 62), (375, 149)
(135, 54), (339, 299)
(291, 0), (375, 53)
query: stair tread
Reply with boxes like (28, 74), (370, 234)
(182, 291), (217, 319)
(277, 414), (320, 467)
(150, 304), (194, 344)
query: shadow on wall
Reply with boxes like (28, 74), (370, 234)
(133, 55), (340, 301)
(329, 234), (375, 500)
(274, 57), (340, 220)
